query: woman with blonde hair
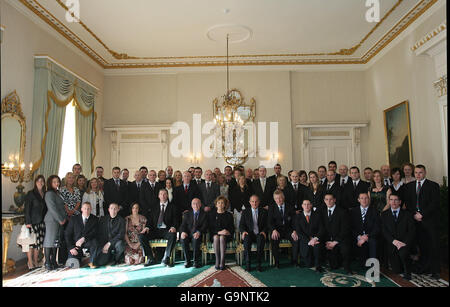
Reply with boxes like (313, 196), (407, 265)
(173, 170), (183, 187)
(82, 177), (105, 217)
(208, 196), (234, 270)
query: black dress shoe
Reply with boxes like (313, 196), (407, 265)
(257, 266), (262, 272)
(275, 262), (280, 269)
(245, 265), (251, 272)
(403, 273), (412, 280)
(162, 258), (170, 266)
(345, 269), (354, 275)
(184, 262), (192, 268)
(194, 263), (202, 269)
(215, 265), (220, 270)
(220, 265), (226, 271)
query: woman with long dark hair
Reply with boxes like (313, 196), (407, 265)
(43, 175), (67, 270)
(24, 175), (47, 270)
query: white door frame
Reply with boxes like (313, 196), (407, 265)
(296, 122), (368, 170)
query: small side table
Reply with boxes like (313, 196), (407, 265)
(2, 212), (25, 274)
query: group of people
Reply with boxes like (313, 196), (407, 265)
(23, 161), (441, 281)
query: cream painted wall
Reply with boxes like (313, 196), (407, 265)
(290, 71), (369, 171)
(365, 7), (446, 184)
(1, 0), (104, 261)
(102, 71), (293, 177)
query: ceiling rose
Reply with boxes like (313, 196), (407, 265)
(206, 24), (252, 44)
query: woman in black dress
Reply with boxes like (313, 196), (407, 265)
(230, 176), (251, 213)
(24, 175), (47, 270)
(209, 196), (234, 270)
(306, 171), (325, 211)
(389, 167), (406, 209)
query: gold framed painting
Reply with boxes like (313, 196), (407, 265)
(383, 100), (413, 168)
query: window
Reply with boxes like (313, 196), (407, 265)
(58, 100), (77, 178)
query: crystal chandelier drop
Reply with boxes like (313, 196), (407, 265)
(213, 34), (248, 166)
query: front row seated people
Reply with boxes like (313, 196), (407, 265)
(239, 195), (268, 272)
(209, 196), (234, 270)
(138, 188), (179, 267)
(65, 202), (99, 268)
(180, 198), (208, 268)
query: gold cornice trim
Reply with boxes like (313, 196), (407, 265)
(362, 0), (438, 63)
(16, 0), (438, 68)
(53, 0), (402, 60)
(17, 0), (107, 68)
(411, 21), (446, 51)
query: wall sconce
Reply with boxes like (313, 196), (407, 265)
(1, 161), (34, 212)
(188, 153), (202, 165)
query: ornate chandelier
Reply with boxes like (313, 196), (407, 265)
(213, 34), (254, 166)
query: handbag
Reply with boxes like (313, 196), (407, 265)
(17, 224), (37, 252)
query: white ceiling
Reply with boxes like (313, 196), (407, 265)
(14, 0), (441, 69)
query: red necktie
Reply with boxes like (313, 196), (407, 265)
(184, 185), (188, 194)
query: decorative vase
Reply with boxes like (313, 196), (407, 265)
(13, 184), (26, 213)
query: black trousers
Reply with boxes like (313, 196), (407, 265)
(354, 237), (378, 266)
(416, 221), (440, 274)
(324, 240), (351, 271)
(243, 232), (266, 264)
(180, 232), (202, 264)
(139, 228), (176, 261)
(94, 240), (125, 266)
(299, 238), (321, 267)
(271, 230), (298, 264)
(67, 239), (98, 264)
(386, 243), (411, 274)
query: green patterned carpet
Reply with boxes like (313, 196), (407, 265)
(3, 257), (400, 287)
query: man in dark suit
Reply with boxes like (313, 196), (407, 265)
(294, 199), (324, 273)
(267, 163), (283, 187)
(321, 192), (352, 274)
(284, 170), (306, 212)
(139, 189), (179, 267)
(103, 167), (128, 218)
(380, 164), (393, 187)
(198, 169), (220, 212)
(139, 166), (149, 183)
(350, 192), (380, 268)
(180, 198), (208, 268)
(328, 161), (340, 184)
(381, 193), (416, 280)
(245, 168), (254, 186)
(192, 167), (205, 186)
(404, 164), (440, 279)
(95, 166), (106, 182)
(324, 170), (342, 207)
(128, 170), (144, 206)
(338, 164), (350, 190)
(95, 203), (125, 266)
(318, 166), (327, 186)
(268, 190), (298, 268)
(252, 166), (276, 209)
(173, 171), (201, 219)
(240, 195), (268, 272)
(139, 170), (161, 217)
(342, 166), (371, 210)
(65, 202), (99, 268)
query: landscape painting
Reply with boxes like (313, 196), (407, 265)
(383, 101), (413, 168)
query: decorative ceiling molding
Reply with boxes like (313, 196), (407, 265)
(411, 21), (446, 52)
(15, 0), (439, 69)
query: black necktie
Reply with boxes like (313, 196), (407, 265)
(353, 181), (357, 189)
(384, 179), (389, 186)
(341, 179), (345, 187)
(192, 211), (198, 233)
(328, 209), (332, 219)
(294, 183), (298, 192)
(416, 182), (422, 211)
(207, 182), (210, 190)
(279, 206), (284, 225)
(115, 179), (120, 190)
(158, 204), (165, 226)
(393, 210), (398, 222)
(327, 183), (331, 191)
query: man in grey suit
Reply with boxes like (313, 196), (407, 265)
(198, 169), (220, 212)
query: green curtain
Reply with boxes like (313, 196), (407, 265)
(30, 58), (97, 178)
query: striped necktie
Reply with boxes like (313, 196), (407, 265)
(416, 181), (422, 211)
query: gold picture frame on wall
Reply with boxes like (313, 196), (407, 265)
(383, 100), (413, 168)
